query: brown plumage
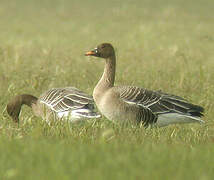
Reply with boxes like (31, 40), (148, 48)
(85, 43), (204, 127)
(7, 87), (101, 123)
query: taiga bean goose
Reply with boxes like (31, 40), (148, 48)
(7, 87), (101, 123)
(85, 43), (204, 127)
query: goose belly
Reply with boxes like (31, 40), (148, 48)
(98, 99), (137, 123)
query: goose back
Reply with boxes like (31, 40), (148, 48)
(38, 87), (100, 120)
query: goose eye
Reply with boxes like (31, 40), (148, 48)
(94, 48), (98, 53)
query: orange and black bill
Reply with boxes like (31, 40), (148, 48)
(85, 48), (98, 56)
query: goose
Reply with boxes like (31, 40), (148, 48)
(7, 87), (101, 123)
(85, 43), (204, 127)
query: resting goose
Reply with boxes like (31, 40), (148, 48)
(7, 87), (101, 123)
(85, 43), (204, 127)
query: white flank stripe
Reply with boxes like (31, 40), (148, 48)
(156, 113), (204, 127)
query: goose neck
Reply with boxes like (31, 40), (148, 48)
(21, 94), (38, 107)
(98, 54), (116, 89)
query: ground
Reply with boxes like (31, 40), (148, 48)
(0, 0), (213, 179)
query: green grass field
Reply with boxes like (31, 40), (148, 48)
(0, 0), (214, 179)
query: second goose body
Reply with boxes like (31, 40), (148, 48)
(7, 87), (101, 123)
(85, 43), (204, 127)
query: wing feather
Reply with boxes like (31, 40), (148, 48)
(39, 87), (95, 113)
(117, 86), (204, 121)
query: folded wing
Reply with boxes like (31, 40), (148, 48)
(117, 86), (204, 126)
(39, 87), (100, 119)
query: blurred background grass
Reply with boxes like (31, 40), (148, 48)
(0, 0), (214, 179)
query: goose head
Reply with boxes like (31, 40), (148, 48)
(85, 43), (115, 59)
(7, 96), (22, 123)
(7, 94), (38, 123)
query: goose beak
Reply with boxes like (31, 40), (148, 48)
(85, 50), (96, 56)
(85, 48), (98, 56)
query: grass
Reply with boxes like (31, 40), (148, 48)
(0, 0), (214, 179)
